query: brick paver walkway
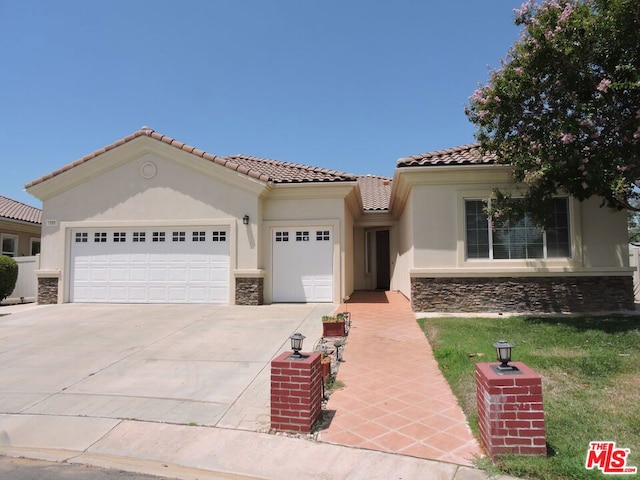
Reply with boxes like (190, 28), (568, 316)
(318, 291), (483, 466)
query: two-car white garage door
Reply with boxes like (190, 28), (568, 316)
(70, 228), (229, 303)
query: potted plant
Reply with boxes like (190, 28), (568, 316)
(322, 314), (346, 337)
(320, 354), (332, 379)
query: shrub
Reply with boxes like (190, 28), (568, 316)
(0, 255), (18, 301)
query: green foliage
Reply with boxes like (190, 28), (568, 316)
(466, 0), (640, 226)
(418, 315), (640, 480)
(0, 255), (18, 301)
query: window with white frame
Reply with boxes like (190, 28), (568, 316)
(1, 234), (18, 256)
(465, 198), (570, 260)
(30, 238), (41, 255)
(94, 232), (107, 243)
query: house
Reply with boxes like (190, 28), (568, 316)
(0, 196), (42, 257)
(25, 127), (634, 312)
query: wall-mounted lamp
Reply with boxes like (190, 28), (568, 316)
(242, 214), (249, 225)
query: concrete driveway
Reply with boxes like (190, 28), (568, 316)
(0, 303), (335, 432)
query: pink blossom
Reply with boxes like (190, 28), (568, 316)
(597, 78), (612, 92)
(559, 3), (575, 22)
(561, 133), (576, 144)
(634, 126), (640, 140)
(535, 157), (542, 165)
(581, 182), (588, 189)
(513, 67), (524, 75)
(578, 164), (586, 172)
(636, 109), (640, 119)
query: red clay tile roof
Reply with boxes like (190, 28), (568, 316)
(397, 143), (497, 167)
(0, 196), (42, 224)
(357, 175), (392, 211)
(225, 154), (357, 183)
(25, 127), (357, 189)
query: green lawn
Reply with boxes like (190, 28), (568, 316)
(418, 315), (640, 480)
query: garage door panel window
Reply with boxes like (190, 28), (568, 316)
(212, 231), (226, 242)
(133, 232), (146, 242)
(75, 232), (88, 243)
(113, 232), (126, 243)
(192, 231), (206, 242)
(296, 231), (310, 241)
(172, 232), (186, 242)
(275, 231), (288, 242)
(316, 230), (330, 241)
(152, 232), (166, 242)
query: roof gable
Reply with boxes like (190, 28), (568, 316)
(26, 127), (357, 190)
(0, 196), (42, 224)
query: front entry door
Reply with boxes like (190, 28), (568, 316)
(376, 229), (390, 290)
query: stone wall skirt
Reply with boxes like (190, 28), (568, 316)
(235, 277), (264, 305)
(37, 277), (58, 304)
(411, 276), (635, 313)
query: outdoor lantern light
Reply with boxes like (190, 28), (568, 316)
(289, 332), (305, 359)
(491, 340), (521, 374)
(242, 214), (249, 225)
(494, 340), (513, 367)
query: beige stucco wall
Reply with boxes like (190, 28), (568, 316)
(261, 188), (353, 304)
(578, 197), (629, 268)
(396, 166), (631, 277)
(344, 204), (355, 299)
(391, 192), (414, 298)
(0, 220), (40, 257)
(33, 141), (265, 303)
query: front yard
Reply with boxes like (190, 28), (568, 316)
(419, 314), (640, 480)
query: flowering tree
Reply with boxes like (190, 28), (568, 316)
(466, 0), (640, 225)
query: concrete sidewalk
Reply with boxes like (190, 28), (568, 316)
(0, 418), (510, 480)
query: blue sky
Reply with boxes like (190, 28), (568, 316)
(0, 1), (522, 207)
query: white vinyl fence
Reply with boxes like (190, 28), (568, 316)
(1, 255), (40, 304)
(630, 246), (640, 303)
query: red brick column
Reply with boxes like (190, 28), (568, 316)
(270, 351), (322, 433)
(476, 362), (546, 459)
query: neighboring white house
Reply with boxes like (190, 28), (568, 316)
(25, 128), (634, 312)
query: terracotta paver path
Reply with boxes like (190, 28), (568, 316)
(318, 291), (484, 466)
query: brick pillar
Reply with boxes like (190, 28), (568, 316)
(476, 362), (546, 459)
(270, 351), (322, 433)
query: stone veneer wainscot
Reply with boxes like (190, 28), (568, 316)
(411, 276), (634, 313)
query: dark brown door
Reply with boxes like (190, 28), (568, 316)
(376, 230), (390, 290)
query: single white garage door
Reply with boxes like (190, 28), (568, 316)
(272, 227), (333, 302)
(70, 228), (229, 303)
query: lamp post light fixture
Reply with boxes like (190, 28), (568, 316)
(492, 340), (521, 375)
(242, 214), (250, 225)
(289, 332), (306, 359)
